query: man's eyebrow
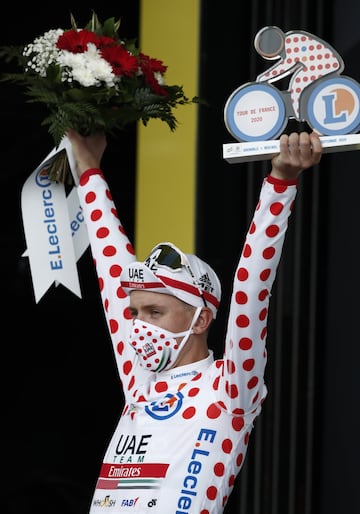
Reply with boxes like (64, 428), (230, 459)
(129, 303), (164, 310)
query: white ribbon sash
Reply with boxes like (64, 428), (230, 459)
(21, 137), (89, 302)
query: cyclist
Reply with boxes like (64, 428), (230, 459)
(66, 128), (322, 513)
(255, 26), (343, 119)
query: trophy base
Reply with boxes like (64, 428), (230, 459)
(223, 133), (360, 164)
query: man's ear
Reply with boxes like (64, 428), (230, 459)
(193, 307), (214, 334)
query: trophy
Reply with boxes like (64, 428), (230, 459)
(223, 26), (360, 163)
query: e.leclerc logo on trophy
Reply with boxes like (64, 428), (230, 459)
(223, 26), (360, 163)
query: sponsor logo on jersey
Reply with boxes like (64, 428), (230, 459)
(170, 370), (198, 380)
(115, 433), (152, 461)
(92, 494), (116, 507)
(96, 462), (169, 491)
(145, 392), (184, 420)
(120, 497), (139, 507)
(175, 428), (217, 513)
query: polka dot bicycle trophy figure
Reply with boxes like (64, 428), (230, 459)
(224, 26), (360, 161)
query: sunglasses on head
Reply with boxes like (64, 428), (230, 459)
(150, 243), (185, 270)
(147, 243), (208, 307)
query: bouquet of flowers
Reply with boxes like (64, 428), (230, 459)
(0, 12), (199, 184)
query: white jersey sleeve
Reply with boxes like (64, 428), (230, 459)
(76, 169), (148, 395)
(218, 174), (298, 421)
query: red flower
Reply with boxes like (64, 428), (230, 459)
(56, 29), (100, 53)
(139, 52), (168, 95)
(97, 35), (118, 49)
(100, 45), (138, 77)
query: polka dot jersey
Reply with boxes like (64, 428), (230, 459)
(77, 170), (298, 513)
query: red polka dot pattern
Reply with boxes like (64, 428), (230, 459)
(189, 387), (200, 397)
(183, 406), (196, 419)
(109, 319), (118, 334)
(232, 416), (245, 431)
(77, 171), (298, 512)
(103, 245), (116, 257)
(96, 227), (109, 238)
(207, 403), (222, 419)
(266, 224), (280, 237)
(259, 32), (341, 117)
(222, 439), (233, 454)
(122, 360), (132, 375)
(239, 337), (252, 350)
(110, 264), (121, 277)
(243, 243), (252, 258)
(214, 462), (225, 476)
(237, 267), (249, 281)
(270, 201), (284, 215)
(236, 314), (250, 328)
(263, 246), (275, 259)
(207, 486), (218, 500)
(91, 209), (102, 221)
(243, 358), (255, 371)
(258, 288), (269, 301)
(235, 291), (247, 304)
(212, 376), (220, 390)
(123, 306), (132, 319)
(85, 191), (96, 204)
(98, 277), (104, 292)
(155, 381), (168, 393)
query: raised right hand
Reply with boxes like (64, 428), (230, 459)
(66, 129), (107, 178)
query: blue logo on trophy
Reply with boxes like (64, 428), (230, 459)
(223, 26), (360, 162)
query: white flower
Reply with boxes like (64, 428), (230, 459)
(57, 43), (116, 87)
(23, 29), (63, 76)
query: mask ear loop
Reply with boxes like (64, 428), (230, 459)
(174, 306), (203, 356)
(189, 306), (203, 330)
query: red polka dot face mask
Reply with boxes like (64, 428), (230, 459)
(128, 307), (202, 372)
